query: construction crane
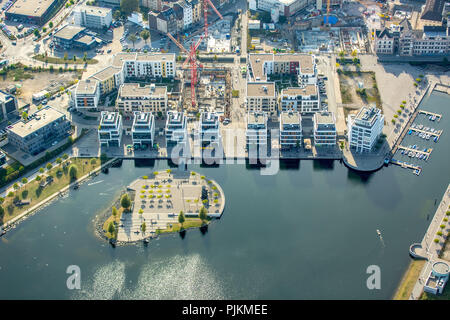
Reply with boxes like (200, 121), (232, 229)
(167, 33), (204, 107)
(203, 0), (224, 38)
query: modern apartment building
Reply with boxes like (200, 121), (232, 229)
(112, 52), (176, 79)
(0, 90), (18, 122)
(90, 66), (124, 96)
(279, 111), (302, 149)
(248, 53), (316, 84)
(190, 0), (202, 24)
(246, 111), (268, 147)
(6, 106), (71, 155)
(74, 79), (101, 110)
(347, 106), (384, 153)
(165, 111), (187, 145)
(198, 112), (221, 147)
(313, 112), (336, 147)
(98, 111), (123, 147)
(132, 111), (155, 148)
(280, 84), (319, 114)
(116, 83), (167, 114)
(74, 5), (112, 29)
(256, 0), (313, 17)
(246, 82), (278, 119)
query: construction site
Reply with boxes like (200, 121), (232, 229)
(180, 67), (232, 119)
(166, 0), (232, 120)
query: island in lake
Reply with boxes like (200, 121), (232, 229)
(101, 169), (225, 244)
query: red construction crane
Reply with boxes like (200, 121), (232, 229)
(167, 33), (204, 107)
(203, 0), (223, 38)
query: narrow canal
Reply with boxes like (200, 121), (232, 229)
(0, 92), (448, 299)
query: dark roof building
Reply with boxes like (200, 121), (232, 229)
(420, 0), (445, 23)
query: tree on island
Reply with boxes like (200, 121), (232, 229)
(121, 193), (131, 211)
(178, 210), (185, 229)
(112, 206), (118, 218)
(199, 206), (208, 225)
(108, 221), (115, 236)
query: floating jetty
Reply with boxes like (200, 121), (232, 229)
(419, 110), (442, 122)
(409, 127), (442, 139)
(390, 159), (422, 175)
(398, 146), (432, 157)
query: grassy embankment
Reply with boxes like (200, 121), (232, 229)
(33, 54), (98, 65)
(393, 260), (426, 300)
(0, 158), (101, 225)
(156, 218), (210, 234)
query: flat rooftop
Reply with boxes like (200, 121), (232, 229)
(280, 111), (301, 125)
(75, 35), (95, 45)
(77, 5), (112, 17)
(76, 79), (98, 95)
(167, 111), (186, 125)
(54, 25), (85, 41)
(247, 82), (275, 97)
(282, 84), (317, 96)
(8, 106), (65, 138)
(91, 66), (122, 82)
(6, 0), (56, 18)
(248, 112), (267, 126)
(112, 53), (137, 67)
(201, 112), (219, 124)
(315, 112), (335, 125)
(119, 83), (167, 97)
(135, 53), (175, 61)
(100, 111), (120, 126)
(249, 53), (273, 81)
(133, 111), (153, 127)
(355, 107), (381, 125)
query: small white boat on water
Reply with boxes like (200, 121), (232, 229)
(377, 229), (381, 236)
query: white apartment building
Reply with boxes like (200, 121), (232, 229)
(112, 53), (176, 79)
(74, 5), (112, 29)
(246, 111), (268, 147)
(132, 111), (155, 148)
(280, 84), (319, 114)
(280, 111), (302, 149)
(181, 0), (193, 29)
(246, 82), (278, 119)
(165, 111), (188, 145)
(98, 111), (123, 148)
(256, 0), (311, 17)
(347, 106), (384, 153)
(313, 112), (336, 146)
(74, 79), (100, 110)
(248, 53), (316, 85)
(198, 112), (221, 146)
(116, 83), (167, 114)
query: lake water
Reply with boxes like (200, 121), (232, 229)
(0, 92), (449, 299)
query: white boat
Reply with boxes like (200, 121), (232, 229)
(376, 229), (381, 236)
(416, 153), (420, 158)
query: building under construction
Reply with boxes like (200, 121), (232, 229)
(180, 67), (231, 119)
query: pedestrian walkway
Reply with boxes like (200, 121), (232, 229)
(409, 184), (450, 300)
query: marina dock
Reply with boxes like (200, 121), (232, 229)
(390, 159), (422, 175)
(409, 127), (442, 138)
(398, 146), (432, 157)
(418, 110), (442, 121)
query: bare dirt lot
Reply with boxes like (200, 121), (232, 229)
(338, 69), (382, 118)
(0, 66), (81, 104)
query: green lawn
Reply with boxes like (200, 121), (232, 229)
(0, 158), (100, 225)
(33, 54), (98, 65)
(156, 218), (208, 234)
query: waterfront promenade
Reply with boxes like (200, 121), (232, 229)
(0, 158), (117, 232)
(409, 184), (450, 300)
